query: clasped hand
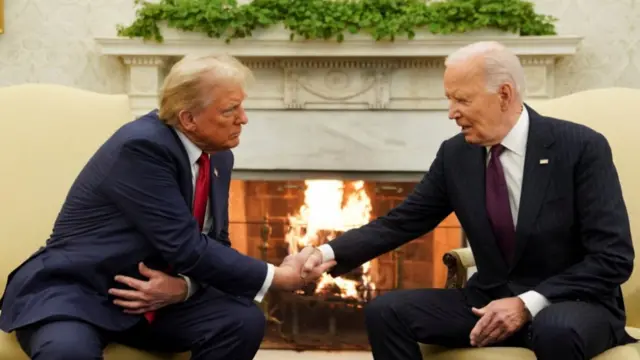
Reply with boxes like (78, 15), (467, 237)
(272, 246), (336, 291)
(108, 262), (187, 314)
(469, 297), (530, 347)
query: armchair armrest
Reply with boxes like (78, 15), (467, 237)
(442, 247), (475, 289)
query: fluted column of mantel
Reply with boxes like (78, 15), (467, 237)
(121, 56), (169, 117)
(521, 56), (557, 99)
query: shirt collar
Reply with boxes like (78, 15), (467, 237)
(499, 105), (529, 157)
(175, 129), (204, 166)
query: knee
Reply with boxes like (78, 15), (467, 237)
(17, 322), (103, 360)
(364, 292), (400, 329)
(31, 338), (101, 360)
(228, 303), (266, 346)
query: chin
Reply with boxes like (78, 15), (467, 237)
(463, 134), (480, 144)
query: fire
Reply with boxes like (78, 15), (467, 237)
(285, 180), (376, 301)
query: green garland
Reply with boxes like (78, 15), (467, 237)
(117, 0), (557, 43)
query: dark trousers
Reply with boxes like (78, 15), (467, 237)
(15, 287), (265, 360)
(365, 288), (622, 360)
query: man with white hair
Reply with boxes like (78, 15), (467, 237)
(301, 41), (636, 359)
(0, 54), (334, 359)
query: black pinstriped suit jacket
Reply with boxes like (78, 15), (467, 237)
(328, 105), (634, 340)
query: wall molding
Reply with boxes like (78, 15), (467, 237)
(96, 26), (582, 116)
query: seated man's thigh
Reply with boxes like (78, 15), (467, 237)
(123, 286), (265, 360)
(530, 301), (618, 359)
(16, 320), (107, 360)
(365, 288), (479, 348)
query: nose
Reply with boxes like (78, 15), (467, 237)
(448, 102), (459, 120)
(237, 106), (248, 125)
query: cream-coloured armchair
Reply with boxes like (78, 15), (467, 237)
(0, 84), (189, 359)
(421, 88), (640, 359)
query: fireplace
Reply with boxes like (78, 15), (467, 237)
(227, 175), (463, 350)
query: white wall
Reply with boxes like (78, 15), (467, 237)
(1, 0), (639, 95)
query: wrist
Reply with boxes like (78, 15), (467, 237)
(272, 266), (285, 290)
(272, 265), (295, 291)
(517, 296), (532, 320)
(176, 275), (190, 303)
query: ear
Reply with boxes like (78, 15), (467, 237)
(177, 110), (196, 131)
(498, 83), (515, 111)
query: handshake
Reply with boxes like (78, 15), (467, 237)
(271, 247), (337, 291)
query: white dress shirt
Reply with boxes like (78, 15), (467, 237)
(318, 106), (550, 318)
(175, 130), (274, 302)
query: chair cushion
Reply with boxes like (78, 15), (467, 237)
(419, 327), (640, 360)
(0, 331), (189, 360)
(420, 344), (535, 360)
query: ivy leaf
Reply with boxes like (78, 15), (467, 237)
(117, 0), (557, 43)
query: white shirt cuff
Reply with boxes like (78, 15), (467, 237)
(317, 244), (335, 263)
(254, 263), (275, 303)
(518, 290), (551, 318)
(178, 274), (198, 301)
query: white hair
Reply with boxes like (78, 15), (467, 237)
(445, 41), (526, 97)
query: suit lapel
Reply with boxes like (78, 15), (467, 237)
(461, 144), (510, 271)
(167, 124), (194, 207)
(209, 156), (221, 237)
(512, 106), (555, 268)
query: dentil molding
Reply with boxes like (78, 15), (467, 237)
(96, 26), (583, 116)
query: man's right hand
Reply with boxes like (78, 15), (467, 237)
(301, 247), (324, 280)
(272, 247), (335, 291)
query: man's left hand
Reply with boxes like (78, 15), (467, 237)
(469, 297), (530, 347)
(109, 262), (188, 314)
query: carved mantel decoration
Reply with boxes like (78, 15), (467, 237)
(96, 27), (582, 117)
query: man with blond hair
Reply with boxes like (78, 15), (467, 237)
(0, 54), (333, 359)
(302, 41), (636, 359)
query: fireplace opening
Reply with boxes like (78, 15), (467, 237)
(228, 175), (463, 351)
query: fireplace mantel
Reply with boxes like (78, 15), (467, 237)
(96, 27), (583, 116)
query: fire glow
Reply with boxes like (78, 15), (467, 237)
(285, 180), (376, 301)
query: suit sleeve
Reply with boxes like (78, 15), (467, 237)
(328, 142), (454, 276)
(100, 140), (268, 299)
(534, 132), (634, 301)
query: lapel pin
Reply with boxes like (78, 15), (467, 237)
(213, 167), (219, 177)
(539, 159), (549, 165)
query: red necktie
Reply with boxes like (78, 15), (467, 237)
(192, 152), (211, 231)
(144, 152), (210, 323)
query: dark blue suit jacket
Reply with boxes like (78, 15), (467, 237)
(0, 111), (267, 332)
(328, 105), (634, 341)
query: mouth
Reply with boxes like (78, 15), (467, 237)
(230, 132), (241, 139)
(460, 125), (472, 132)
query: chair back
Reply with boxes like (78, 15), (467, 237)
(0, 84), (133, 294)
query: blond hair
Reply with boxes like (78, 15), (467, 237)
(445, 41), (526, 98)
(158, 54), (253, 125)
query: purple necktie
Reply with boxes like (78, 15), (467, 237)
(486, 144), (516, 263)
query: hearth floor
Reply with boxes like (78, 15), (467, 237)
(254, 350), (372, 359)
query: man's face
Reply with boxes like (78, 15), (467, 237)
(444, 58), (507, 146)
(180, 82), (248, 152)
